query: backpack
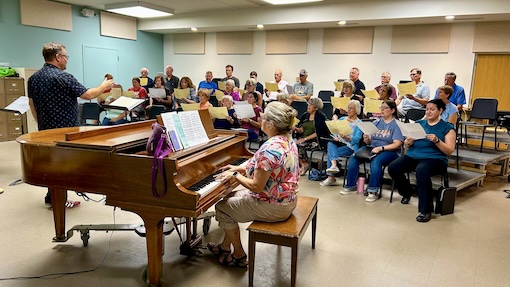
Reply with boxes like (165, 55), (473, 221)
(0, 67), (17, 77)
(147, 122), (173, 198)
(308, 168), (327, 181)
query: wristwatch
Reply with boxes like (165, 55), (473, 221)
(434, 137), (440, 143)
(231, 171), (238, 179)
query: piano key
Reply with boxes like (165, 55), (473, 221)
(191, 157), (249, 198)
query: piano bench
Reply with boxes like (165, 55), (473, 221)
(247, 196), (318, 287)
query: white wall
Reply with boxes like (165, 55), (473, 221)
(164, 23), (476, 106)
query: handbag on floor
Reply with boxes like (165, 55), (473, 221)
(354, 146), (377, 161)
(435, 187), (456, 215)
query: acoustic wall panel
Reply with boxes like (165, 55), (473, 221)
(20, 0), (72, 31)
(216, 32), (253, 54)
(100, 12), (137, 40)
(173, 33), (205, 54)
(473, 22), (510, 53)
(323, 27), (374, 54)
(391, 24), (451, 53)
(266, 30), (307, 54)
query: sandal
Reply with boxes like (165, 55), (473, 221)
(207, 243), (231, 257)
(219, 253), (248, 268)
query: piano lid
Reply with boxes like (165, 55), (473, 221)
(55, 120), (155, 151)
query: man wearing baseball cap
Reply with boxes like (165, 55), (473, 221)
(290, 69), (314, 101)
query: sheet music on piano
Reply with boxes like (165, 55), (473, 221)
(160, 110), (209, 150)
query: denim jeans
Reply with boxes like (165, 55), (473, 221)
(326, 141), (354, 169)
(345, 151), (399, 192)
(388, 155), (447, 213)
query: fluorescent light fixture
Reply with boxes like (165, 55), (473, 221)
(257, 24), (264, 29)
(191, 27), (198, 32)
(105, 1), (174, 18)
(264, 0), (322, 5)
(338, 20), (347, 25)
(445, 15), (455, 20)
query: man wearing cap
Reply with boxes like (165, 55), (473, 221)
(290, 69), (314, 101)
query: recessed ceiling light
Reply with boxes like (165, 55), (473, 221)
(191, 27), (198, 32)
(264, 0), (322, 5)
(105, 1), (173, 18)
(338, 20), (347, 25)
(445, 15), (455, 20)
(257, 24), (264, 29)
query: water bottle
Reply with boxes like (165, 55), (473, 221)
(357, 177), (365, 193)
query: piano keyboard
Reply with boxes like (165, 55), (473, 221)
(189, 158), (249, 198)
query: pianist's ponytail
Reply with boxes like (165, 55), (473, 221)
(264, 101), (298, 135)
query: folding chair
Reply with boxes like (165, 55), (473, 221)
(459, 98), (498, 152)
(291, 100), (308, 119)
(80, 103), (101, 126)
(149, 105), (166, 119)
(404, 108), (426, 123)
(318, 90), (334, 102)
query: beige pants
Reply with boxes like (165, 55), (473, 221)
(215, 189), (297, 230)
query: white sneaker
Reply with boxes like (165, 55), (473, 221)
(366, 193), (378, 202)
(326, 166), (340, 174)
(340, 187), (357, 195)
(320, 177), (336, 186)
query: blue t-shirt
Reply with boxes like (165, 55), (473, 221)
(406, 119), (455, 164)
(370, 118), (404, 148)
(441, 102), (459, 123)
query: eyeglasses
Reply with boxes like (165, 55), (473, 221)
(379, 105), (391, 110)
(58, 54), (69, 60)
(409, 73), (417, 76)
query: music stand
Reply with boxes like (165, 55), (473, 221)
(0, 96), (30, 186)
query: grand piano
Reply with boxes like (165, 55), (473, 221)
(17, 110), (252, 286)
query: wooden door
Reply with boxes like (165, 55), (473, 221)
(472, 54), (510, 111)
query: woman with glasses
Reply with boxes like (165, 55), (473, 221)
(342, 100), (404, 202)
(294, 97), (330, 176)
(238, 92), (262, 141)
(332, 80), (363, 119)
(208, 101), (299, 268)
(369, 84), (395, 119)
(320, 100), (363, 186)
(244, 78), (263, 107)
(388, 99), (455, 222)
(224, 79), (240, 101)
(213, 95), (239, 129)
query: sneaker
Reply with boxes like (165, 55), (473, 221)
(320, 177), (336, 186)
(340, 187), (357, 195)
(366, 193), (378, 202)
(326, 166), (340, 174)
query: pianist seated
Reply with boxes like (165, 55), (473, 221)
(213, 95), (239, 129)
(209, 101), (300, 267)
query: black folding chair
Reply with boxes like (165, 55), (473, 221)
(321, 102), (334, 120)
(459, 98), (499, 152)
(80, 103), (101, 126)
(149, 105), (166, 119)
(291, 100), (308, 119)
(404, 108), (426, 123)
(318, 90), (334, 102)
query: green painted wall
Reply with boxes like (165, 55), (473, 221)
(0, 0), (164, 88)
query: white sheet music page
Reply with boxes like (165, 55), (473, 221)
(234, 104), (256, 119)
(160, 112), (184, 151)
(107, 96), (144, 111)
(355, 121), (379, 135)
(4, 96), (30, 113)
(396, 121), (427, 139)
(178, 110), (209, 147)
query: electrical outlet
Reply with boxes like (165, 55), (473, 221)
(0, 62), (10, 67)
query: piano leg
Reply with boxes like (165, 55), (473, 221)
(143, 216), (164, 287)
(50, 187), (67, 241)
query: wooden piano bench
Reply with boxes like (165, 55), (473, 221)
(247, 195), (318, 287)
